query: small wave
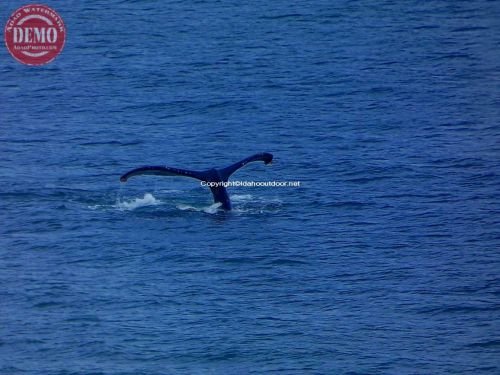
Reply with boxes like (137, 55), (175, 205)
(267, 258), (309, 266)
(466, 340), (500, 349)
(33, 301), (63, 309)
(417, 304), (498, 315)
(259, 13), (309, 20)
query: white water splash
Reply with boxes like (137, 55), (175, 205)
(89, 192), (280, 214)
(230, 194), (283, 214)
(116, 193), (162, 211)
(204, 202), (223, 214)
(176, 202), (222, 214)
(231, 194), (254, 202)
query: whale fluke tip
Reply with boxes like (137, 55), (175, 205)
(263, 152), (273, 164)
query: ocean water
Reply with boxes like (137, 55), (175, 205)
(1, 0), (499, 374)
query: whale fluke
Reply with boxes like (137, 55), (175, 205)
(119, 153), (273, 210)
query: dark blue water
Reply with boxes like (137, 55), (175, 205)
(1, 1), (499, 373)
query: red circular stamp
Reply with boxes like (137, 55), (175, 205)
(4, 4), (66, 66)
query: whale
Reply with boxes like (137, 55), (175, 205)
(119, 152), (273, 210)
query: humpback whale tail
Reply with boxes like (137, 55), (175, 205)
(119, 153), (273, 210)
